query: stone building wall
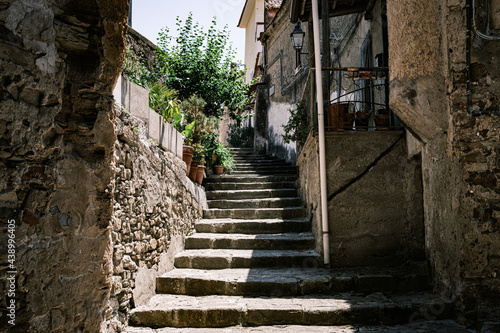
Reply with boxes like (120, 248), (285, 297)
(259, 0), (309, 162)
(0, 0), (128, 332)
(298, 132), (425, 267)
(388, 0), (500, 326)
(107, 108), (205, 331)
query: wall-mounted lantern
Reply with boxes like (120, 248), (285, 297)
(290, 22), (306, 69)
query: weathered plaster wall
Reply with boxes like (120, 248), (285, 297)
(0, 0), (128, 331)
(107, 108), (205, 331)
(298, 132), (424, 267)
(388, 0), (500, 326)
(260, 0), (309, 162)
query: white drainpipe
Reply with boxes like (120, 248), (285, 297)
(311, 0), (331, 268)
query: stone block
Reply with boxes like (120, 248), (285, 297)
(125, 79), (149, 122)
(159, 121), (172, 153)
(176, 131), (183, 159)
(148, 108), (161, 145)
(113, 75), (122, 107)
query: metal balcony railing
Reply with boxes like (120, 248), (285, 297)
(300, 67), (400, 138)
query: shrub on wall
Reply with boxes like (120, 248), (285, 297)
(282, 102), (308, 148)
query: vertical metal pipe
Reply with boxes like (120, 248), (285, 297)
(311, 0), (331, 268)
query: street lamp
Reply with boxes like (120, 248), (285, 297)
(290, 22), (305, 69)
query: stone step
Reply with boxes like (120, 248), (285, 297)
(129, 293), (454, 328)
(205, 175), (297, 183)
(206, 189), (298, 200)
(156, 266), (430, 296)
(194, 218), (311, 234)
(174, 249), (321, 269)
(234, 165), (295, 171)
(185, 232), (315, 250)
(234, 161), (292, 167)
(208, 197), (303, 209)
(233, 159), (290, 165)
(125, 321), (476, 333)
(232, 169), (297, 175)
(203, 207), (307, 219)
(233, 156), (275, 161)
(205, 182), (296, 191)
(229, 148), (254, 152)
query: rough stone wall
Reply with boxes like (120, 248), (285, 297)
(388, 0), (500, 326)
(298, 132), (425, 266)
(126, 26), (157, 72)
(0, 0), (128, 332)
(107, 108), (204, 331)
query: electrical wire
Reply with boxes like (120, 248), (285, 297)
(472, 0), (500, 40)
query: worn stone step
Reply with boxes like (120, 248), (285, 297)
(235, 161), (292, 167)
(233, 156), (275, 161)
(208, 197), (303, 209)
(185, 232), (315, 250)
(205, 175), (297, 183)
(232, 169), (297, 175)
(203, 207), (307, 219)
(129, 293), (454, 328)
(206, 189), (298, 200)
(194, 218), (311, 234)
(234, 166), (295, 172)
(125, 320), (475, 333)
(205, 182), (296, 191)
(174, 249), (321, 269)
(156, 266), (430, 296)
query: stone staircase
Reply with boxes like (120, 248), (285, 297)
(127, 148), (472, 332)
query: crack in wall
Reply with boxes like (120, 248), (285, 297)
(327, 132), (405, 202)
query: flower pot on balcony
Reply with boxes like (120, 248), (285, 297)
(213, 165), (224, 175)
(188, 163), (198, 181)
(375, 109), (390, 130)
(345, 113), (355, 130)
(326, 104), (346, 131)
(183, 145), (195, 175)
(196, 165), (206, 185)
(375, 114), (390, 130)
(355, 111), (370, 130)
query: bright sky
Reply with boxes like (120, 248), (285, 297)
(131, 0), (247, 64)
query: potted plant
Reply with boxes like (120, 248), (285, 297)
(171, 106), (196, 175)
(213, 143), (235, 175)
(190, 143), (205, 182)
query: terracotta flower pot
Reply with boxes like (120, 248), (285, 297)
(326, 104), (346, 131)
(375, 114), (390, 130)
(188, 163), (198, 181)
(355, 111), (370, 130)
(196, 165), (206, 185)
(213, 165), (224, 175)
(183, 145), (195, 175)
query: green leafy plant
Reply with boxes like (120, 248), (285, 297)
(191, 143), (206, 165)
(155, 13), (253, 117)
(202, 132), (221, 167)
(182, 95), (219, 146)
(122, 49), (152, 87)
(282, 102), (309, 148)
(227, 123), (254, 148)
(148, 82), (181, 122)
(213, 142), (235, 173)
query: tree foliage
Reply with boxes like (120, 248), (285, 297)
(155, 13), (252, 117)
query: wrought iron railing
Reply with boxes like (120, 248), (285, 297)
(300, 67), (400, 136)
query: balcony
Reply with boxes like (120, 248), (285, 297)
(299, 66), (400, 153)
